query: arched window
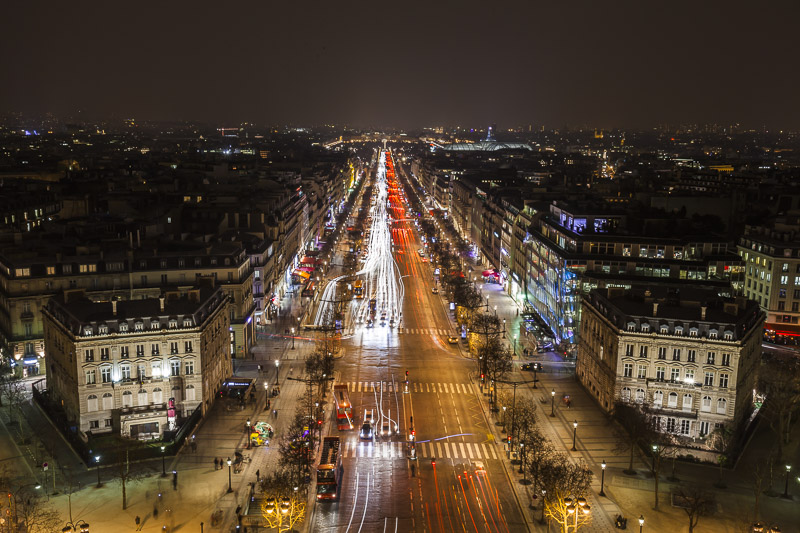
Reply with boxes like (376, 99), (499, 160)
(98, 324), (108, 335)
(635, 388), (645, 403)
(674, 326), (684, 336)
(153, 387), (163, 404)
(122, 391), (133, 407)
(701, 396), (712, 412)
(627, 322), (637, 332)
(717, 398), (727, 414)
(169, 319), (178, 329)
(660, 325), (669, 334)
(652, 390), (663, 407)
(119, 322), (129, 332)
(682, 394), (693, 411)
(641, 323), (650, 333)
(667, 392), (678, 408)
(150, 320), (160, 330)
(723, 330), (734, 341)
(689, 327), (699, 337)
(185, 384), (196, 402)
(83, 326), (93, 336)
(138, 389), (148, 406)
(171, 386), (181, 401)
(183, 318), (194, 328)
(708, 329), (718, 339)
(87, 394), (98, 412)
(102, 392), (114, 410)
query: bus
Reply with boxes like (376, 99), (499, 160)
(353, 279), (364, 299)
(316, 436), (342, 501)
(301, 282), (316, 298)
(333, 384), (354, 430)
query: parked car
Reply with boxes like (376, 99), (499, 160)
(521, 363), (542, 371)
(447, 336), (459, 344)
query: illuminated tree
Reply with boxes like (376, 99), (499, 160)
(540, 453), (593, 533)
(260, 471), (306, 532)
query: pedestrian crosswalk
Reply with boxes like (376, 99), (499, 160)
(398, 328), (453, 335)
(345, 382), (475, 395)
(341, 440), (499, 460)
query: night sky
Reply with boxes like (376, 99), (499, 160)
(2, 0), (798, 129)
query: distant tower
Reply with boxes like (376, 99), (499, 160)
(486, 124), (497, 142)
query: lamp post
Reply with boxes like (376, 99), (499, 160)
(572, 420), (578, 451)
(566, 496), (590, 532)
(550, 389), (556, 417)
(639, 514), (644, 533)
(782, 464), (792, 498)
(503, 318), (506, 338)
(600, 460), (607, 497)
(93, 455), (102, 487)
(226, 457), (233, 493)
(494, 305), (497, 316)
(275, 359), (279, 382)
(291, 327), (295, 349)
(62, 520), (90, 532)
(160, 446), (166, 477)
(502, 406), (507, 432)
(513, 335), (517, 357)
(264, 381), (269, 410)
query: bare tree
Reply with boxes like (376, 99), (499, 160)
(260, 470), (306, 532)
(612, 400), (655, 474)
(540, 453), (594, 532)
(673, 484), (716, 533)
(707, 426), (733, 488)
(0, 466), (60, 533)
(114, 445), (147, 510)
(758, 359), (800, 461)
(482, 337), (513, 409)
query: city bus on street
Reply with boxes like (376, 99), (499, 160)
(316, 436), (342, 501)
(353, 279), (364, 298)
(302, 281), (316, 298)
(333, 384), (354, 430)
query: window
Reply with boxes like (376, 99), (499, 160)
(723, 331), (733, 341)
(684, 368), (695, 383)
(781, 275), (788, 285)
(151, 343), (160, 356)
(151, 363), (162, 378)
(98, 325), (108, 335)
(183, 318), (194, 328)
(100, 347), (110, 361)
(627, 322), (636, 332)
(185, 385), (196, 402)
(641, 323), (650, 333)
(717, 398), (727, 414)
(637, 365), (647, 379)
(702, 395), (712, 412)
(138, 389), (148, 406)
(169, 319), (178, 329)
(704, 372), (715, 386)
(672, 349), (681, 361)
(121, 365), (131, 380)
(689, 328), (698, 337)
(708, 330), (718, 339)
(122, 391), (133, 407)
(135, 322), (143, 331)
(680, 419), (691, 435)
(621, 387), (631, 401)
(721, 353), (731, 366)
(170, 342), (179, 354)
(660, 325), (669, 334)
(153, 387), (163, 404)
(85, 369), (96, 385)
(105, 419), (113, 428)
(669, 367), (680, 381)
(138, 364), (146, 379)
(682, 394), (693, 411)
(625, 344), (634, 357)
(639, 346), (648, 358)
(101, 367), (112, 383)
(102, 393), (113, 410)
(83, 326), (93, 336)
(706, 352), (716, 365)
(687, 350), (696, 363)
(635, 388), (645, 403)
(151, 320), (160, 330)
(184, 341), (193, 353)
(136, 344), (144, 356)
(719, 373), (729, 388)
(778, 301), (786, 311)
(656, 366), (665, 380)
(184, 360), (194, 375)
(667, 392), (678, 408)
(653, 390), (663, 407)
(657, 347), (667, 360)
(171, 360), (180, 376)
(699, 421), (710, 436)
(623, 363), (633, 378)
(121, 346), (129, 358)
(89, 420), (99, 429)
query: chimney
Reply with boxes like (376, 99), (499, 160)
(653, 303), (659, 317)
(701, 306), (707, 320)
(112, 300), (117, 316)
(159, 296), (165, 312)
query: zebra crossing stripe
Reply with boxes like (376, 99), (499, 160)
(481, 443), (489, 460)
(459, 443), (466, 458)
(466, 443), (474, 459)
(436, 442), (443, 459)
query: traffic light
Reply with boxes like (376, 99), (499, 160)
(480, 374), (485, 384)
(507, 435), (512, 445)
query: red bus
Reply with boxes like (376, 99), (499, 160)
(333, 384), (354, 430)
(316, 436), (343, 501)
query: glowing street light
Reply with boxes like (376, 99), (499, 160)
(572, 420), (578, 451)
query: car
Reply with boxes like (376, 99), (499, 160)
(521, 362), (542, 371)
(431, 287), (439, 294)
(447, 336), (459, 344)
(359, 423), (374, 440)
(473, 461), (486, 475)
(382, 420), (391, 436)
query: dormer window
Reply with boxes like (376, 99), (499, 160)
(183, 318), (194, 328)
(134, 321), (144, 331)
(708, 329), (718, 339)
(674, 326), (684, 336)
(98, 325), (108, 335)
(151, 320), (160, 330)
(723, 330), (734, 341)
(119, 322), (129, 333)
(627, 322), (636, 332)
(689, 327), (699, 337)
(641, 324), (650, 333)
(194, 257), (201, 266)
(660, 325), (669, 334)
(169, 319), (178, 329)
(83, 326), (93, 336)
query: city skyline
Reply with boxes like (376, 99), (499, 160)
(2, 0), (800, 130)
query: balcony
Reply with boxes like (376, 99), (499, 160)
(646, 378), (700, 391)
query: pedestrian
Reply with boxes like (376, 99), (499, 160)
(135, 516), (141, 530)
(214, 457), (219, 470)
(567, 399), (572, 409)
(267, 399), (270, 410)
(172, 471), (178, 490)
(411, 464), (416, 477)
(256, 469), (260, 481)
(153, 507), (159, 519)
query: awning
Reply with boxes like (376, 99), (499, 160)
(297, 266), (315, 272)
(482, 270), (500, 278)
(300, 257), (319, 265)
(293, 270), (311, 279)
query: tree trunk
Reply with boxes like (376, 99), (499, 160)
(628, 441), (635, 473)
(654, 471), (659, 510)
(122, 475), (127, 509)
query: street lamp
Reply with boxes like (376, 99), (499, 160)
(572, 420), (578, 451)
(550, 389), (556, 417)
(291, 327), (295, 349)
(91, 455), (101, 487)
(639, 514), (644, 533)
(513, 335), (517, 357)
(782, 464), (792, 498)
(566, 496), (591, 531)
(264, 381), (269, 410)
(503, 318), (506, 338)
(494, 305), (497, 316)
(600, 460), (607, 496)
(62, 520), (90, 533)
(275, 359), (280, 382)
(226, 457), (233, 493)
(160, 446), (166, 477)
(502, 406), (507, 432)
